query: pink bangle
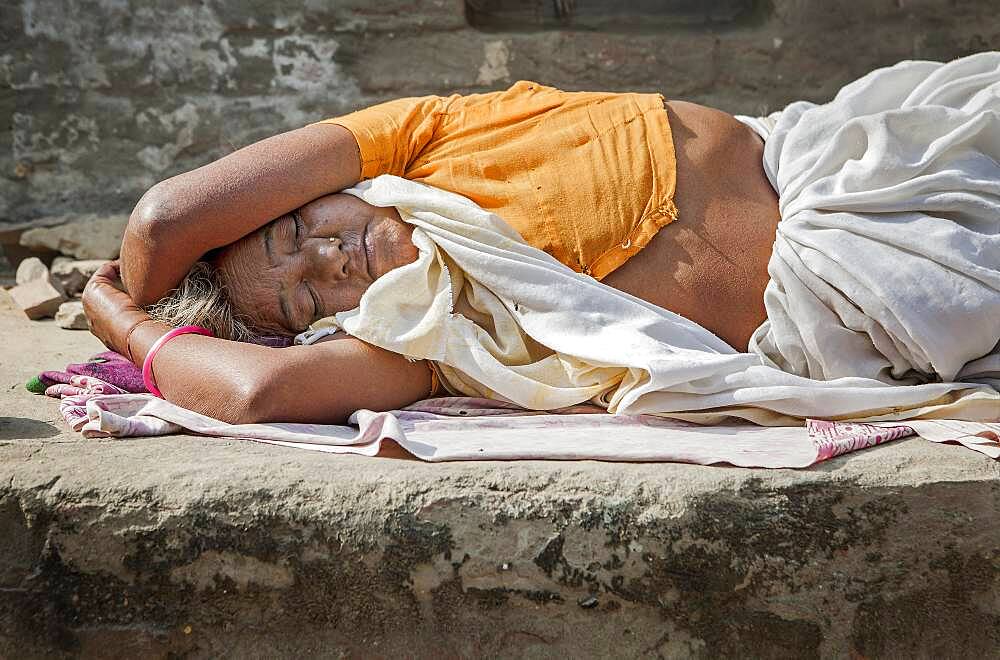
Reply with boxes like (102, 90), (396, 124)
(142, 325), (214, 398)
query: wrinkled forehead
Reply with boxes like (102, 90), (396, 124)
(212, 226), (289, 334)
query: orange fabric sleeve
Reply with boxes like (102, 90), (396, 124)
(314, 95), (453, 180)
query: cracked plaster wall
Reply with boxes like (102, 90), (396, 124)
(1, 0), (998, 227)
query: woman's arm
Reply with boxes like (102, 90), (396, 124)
(121, 123), (362, 307)
(84, 263), (431, 424)
(129, 322), (432, 425)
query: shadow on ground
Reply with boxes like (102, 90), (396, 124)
(0, 417), (61, 440)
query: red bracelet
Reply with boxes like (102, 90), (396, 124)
(142, 325), (214, 398)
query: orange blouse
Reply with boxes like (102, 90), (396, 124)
(318, 81), (678, 280)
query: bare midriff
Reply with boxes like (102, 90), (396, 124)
(600, 100), (781, 352)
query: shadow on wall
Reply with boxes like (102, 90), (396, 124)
(466, 0), (771, 32)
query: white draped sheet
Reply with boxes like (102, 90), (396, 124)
(739, 52), (1000, 397)
(298, 53), (1000, 425)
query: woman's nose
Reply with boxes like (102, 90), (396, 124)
(307, 236), (349, 281)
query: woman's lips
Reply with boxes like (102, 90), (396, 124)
(362, 220), (377, 281)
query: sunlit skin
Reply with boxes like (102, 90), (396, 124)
(216, 194), (418, 336)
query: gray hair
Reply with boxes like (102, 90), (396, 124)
(145, 261), (257, 342)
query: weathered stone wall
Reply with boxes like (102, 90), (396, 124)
(2, 0), (998, 228)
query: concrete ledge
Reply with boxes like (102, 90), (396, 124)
(3, 439), (999, 658)
(2, 300), (999, 658)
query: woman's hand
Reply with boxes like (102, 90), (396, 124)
(81, 261), (151, 356)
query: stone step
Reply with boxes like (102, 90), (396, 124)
(2, 431), (998, 658)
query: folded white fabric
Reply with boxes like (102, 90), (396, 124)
(298, 53), (1000, 425)
(743, 52), (1000, 393)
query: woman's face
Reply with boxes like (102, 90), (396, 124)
(215, 193), (418, 336)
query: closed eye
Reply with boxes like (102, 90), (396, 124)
(293, 210), (305, 246)
(307, 282), (320, 318)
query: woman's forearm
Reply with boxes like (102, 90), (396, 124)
(121, 122), (362, 306)
(128, 320), (283, 423)
(127, 321), (432, 425)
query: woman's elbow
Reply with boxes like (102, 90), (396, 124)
(215, 371), (314, 425)
(121, 182), (188, 305)
(212, 373), (277, 425)
(233, 369), (353, 426)
(182, 380), (271, 426)
(129, 182), (179, 242)
(221, 406), (271, 426)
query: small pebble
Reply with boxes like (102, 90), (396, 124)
(15, 257), (49, 285)
(51, 258), (108, 296)
(55, 300), (89, 330)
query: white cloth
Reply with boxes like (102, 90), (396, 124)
(743, 52), (1000, 397)
(297, 53), (1000, 425)
(734, 110), (782, 142)
(75, 393), (1000, 467)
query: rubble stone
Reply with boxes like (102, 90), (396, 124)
(54, 300), (89, 329)
(50, 258), (108, 296)
(19, 214), (128, 260)
(8, 276), (66, 319)
(14, 257), (49, 285)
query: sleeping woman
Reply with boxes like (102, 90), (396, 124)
(82, 53), (1000, 426)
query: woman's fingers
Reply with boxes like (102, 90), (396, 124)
(84, 261), (127, 300)
(91, 260), (119, 280)
(81, 259), (150, 354)
(89, 260), (125, 288)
